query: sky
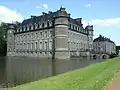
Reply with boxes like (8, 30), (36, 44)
(0, 0), (120, 45)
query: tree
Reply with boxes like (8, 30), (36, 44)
(0, 22), (8, 56)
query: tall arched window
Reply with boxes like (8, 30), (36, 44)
(39, 42), (42, 50)
(31, 43), (33, 50)
(49, 41), (52, 50)
(45, 42), (47, 50)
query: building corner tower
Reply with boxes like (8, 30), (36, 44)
(7, 24), (15, 56)
(53, 7), (70, 59)
(86, 25), (94, 51)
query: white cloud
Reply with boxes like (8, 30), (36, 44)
(83, 18), (120, 27)
(43, 4), (48, 9)
(85, 4), (91, 8)
(36, 4), (48, 9)
(0, 6), (24, 23)
(36, 6), (42, 9)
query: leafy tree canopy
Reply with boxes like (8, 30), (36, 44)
(0, 22), (9, 56)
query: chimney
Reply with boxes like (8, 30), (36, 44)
(42, 12), (47, 15)
(31, 15), (36, 18)
(75, 18), (82, 25)
(48, 11), (52, 14)
(99, 35), (102, 37)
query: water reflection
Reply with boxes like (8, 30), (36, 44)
(0, 56), (104, 87)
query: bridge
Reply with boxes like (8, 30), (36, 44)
(69, 50), (110, 60)
(90, 51), (110, 59)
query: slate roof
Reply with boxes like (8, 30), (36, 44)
(22, 12), (57, 26)
(93, 35), (115, 44)
(20, 10), (83, 27)
(69, 18), (82, 26)
(10, 8), (92, 35)
(7, 23), (17, 29)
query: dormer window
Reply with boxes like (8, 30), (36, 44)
(31, 25), (33, 30)
(73, 25), (74, 30)
(35, 24), (37, 29)
(20, 28), (22, 32)
(69, 24), (71, 28)
(22, 27), (24, 31)
(33, 24), (35, 29)
(45, 22), (47, 27)
(17, 28), (19, 32)
(29, 26), (31, 30)
(23, 26), (25, 31)
(75, 26), (77, 30)
(42, 23), (44, 28)
(78, 27), (80, 31)
(27, 25), (29, 31)
(47, 22), (50, 27)
(25, 27), (27, 31)
(37, 24), (40, 28)
(49, 21), (52, 26)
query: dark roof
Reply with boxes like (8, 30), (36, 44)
(19, 9), (84, 27)
(21, 11), (57, 26)
(69, 18), (82, 26)
(7, 23), (17, 29)
(93, 35), (115, 44)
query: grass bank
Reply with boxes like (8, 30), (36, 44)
(9, 57), (120, 90)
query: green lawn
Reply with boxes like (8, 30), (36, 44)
(9, 57), (120, 90)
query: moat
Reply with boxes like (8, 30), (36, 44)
(0, 56), (105, 87)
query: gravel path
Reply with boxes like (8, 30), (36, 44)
(106, 72), (120, 90)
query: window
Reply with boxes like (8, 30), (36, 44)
(45, 31), (47, 37)
(78, 27), (79, 31)
(69, 24), (71, 28)
(27, 43), (29, 50)
(47, 22), (50, 27)
(75, 26), (77, 30)
(25, 27), (27, 31)
(40, 32), (42, 37)
(27, 26), (29, 30)
(49, 41), (52, 50)
(31, 33), (33, 38)
(50, 31), (52, 37)
(23, 27), (25, 31)
(50, 52), (52, 54)
(37, 24), (40, 28)
(35, 42), (37, 49)
(73, 25), (74, 30)
(31, 43), (33, 50)
(17, 29), (19, 32)
(98, 42), (100, 46)
(28, 34), (29, 39)
(45, 42), (47, 50)
(40, 42), (42, 50)
(36, 33), (38, 38)
(20, 28), (22, 32)
(42, 23), (44, 28)
(29, 26), (31, 30)
(24, 43), (25, 49)
(71, 42), (73, 49)
(33, 25), (35, 29)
